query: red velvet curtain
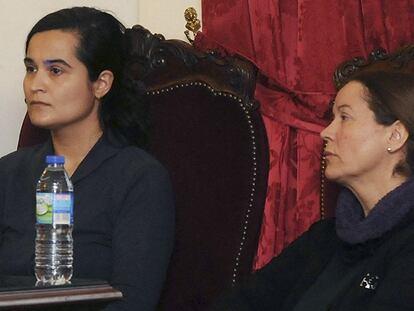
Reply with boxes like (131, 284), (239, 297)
(195, 0), (414, 269)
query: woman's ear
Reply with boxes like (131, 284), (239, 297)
(388, 120), (409, 151)
(93, 70), (114, 100)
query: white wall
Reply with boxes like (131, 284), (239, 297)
(0, 0), (201, 156)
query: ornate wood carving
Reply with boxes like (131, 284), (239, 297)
(123, 25), (257, 108)
(334, 44), (414, 90)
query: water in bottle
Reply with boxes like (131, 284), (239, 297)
(35, 155), (74, 285)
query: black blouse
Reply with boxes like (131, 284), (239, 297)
(0, 132), (175, 311)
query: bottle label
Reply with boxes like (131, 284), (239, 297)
(36, 193), (73, 225)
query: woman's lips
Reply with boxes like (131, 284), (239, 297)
(324, 150), (335, 157)
(29, 101), (50, 107)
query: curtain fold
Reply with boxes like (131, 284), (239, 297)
(196, 0), (414, 269)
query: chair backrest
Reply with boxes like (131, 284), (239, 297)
(18, 25), (269, 310)
(334, 45), (414, 88)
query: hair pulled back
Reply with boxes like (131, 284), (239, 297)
(26, 7), (148, 147)
(347, 70), (414, 177)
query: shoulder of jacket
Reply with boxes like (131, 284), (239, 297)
(0, 146), (39, 167)
(309, 218), (336, 234)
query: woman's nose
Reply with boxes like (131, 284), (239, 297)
(320, 121), (334, 140)
(27, 72), (47, 93)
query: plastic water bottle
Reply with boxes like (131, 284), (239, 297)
(35, 155), (74, 285)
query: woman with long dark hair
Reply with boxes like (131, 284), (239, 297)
(0, 7), (174, 311)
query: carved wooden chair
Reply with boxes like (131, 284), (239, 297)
(321, 44), (414, 217)
(334, 45), (414, 88)
(18, 25), (269, 310)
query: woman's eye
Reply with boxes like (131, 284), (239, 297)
(50, 67), (63, 75)
(25, 66), (37, 73)
(340, 114), (349, 121)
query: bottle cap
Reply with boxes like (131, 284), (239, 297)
(46, 155), (65, 164)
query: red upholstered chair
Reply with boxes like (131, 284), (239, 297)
(18, 25), (269, 310)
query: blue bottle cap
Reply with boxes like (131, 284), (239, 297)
(46, 155), (65, 164)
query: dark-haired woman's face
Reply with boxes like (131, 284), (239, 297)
(320, 81), (392, 186)
(23, 30), (101, 131)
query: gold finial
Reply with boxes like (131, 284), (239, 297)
(184, 7), (201, 43)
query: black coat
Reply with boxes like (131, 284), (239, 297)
(211, 210), (414, 311)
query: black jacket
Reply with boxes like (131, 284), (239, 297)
(0, 132), (175, 311)
(212, 210), (414, 311)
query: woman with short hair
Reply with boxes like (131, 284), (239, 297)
(211, 70), (414, 311)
